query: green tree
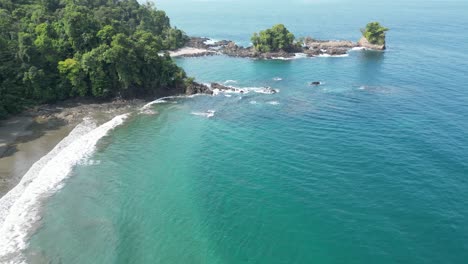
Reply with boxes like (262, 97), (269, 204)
(0, 0), (191, 118)
(251, 24), (295, 52)
(58, 58), (88, 96)
(361, 22), (389, 45)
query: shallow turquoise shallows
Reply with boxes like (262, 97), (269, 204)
(26, 0), (468, 263)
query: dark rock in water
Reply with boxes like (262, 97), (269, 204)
(261, 50), (295, 59)
(187, 37), (211, 49)
(213, 40), (230, 46)
(210, 82), (233, 91)
(328, 48), (348, 56)
(185, 82), (213, 95)
(222, 42), (258, 58)
(310, 82), (321, 86)
(263, 87), (278, 94)
(304, 49), (322, 57)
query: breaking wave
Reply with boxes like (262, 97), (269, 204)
(0, 114), (128, 264)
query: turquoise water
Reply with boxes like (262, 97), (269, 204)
(25, 0), (468, 263)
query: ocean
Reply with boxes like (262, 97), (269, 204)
(2, 0), (468, 263)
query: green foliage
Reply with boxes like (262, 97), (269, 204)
(361, 22), (389, 45)
(251, 24), (295, 52)
(0, 0), (190, 118)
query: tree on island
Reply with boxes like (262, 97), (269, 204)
(0, 0), (190, 118)
(251, 24), (296, 52)
(361, 22), (389, 45)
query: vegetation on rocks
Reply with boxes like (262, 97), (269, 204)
(251, 24), (296, 53)
(0, 0), (190, 118)
(361, 22), (389, 45)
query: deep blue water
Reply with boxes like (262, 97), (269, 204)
(23, 0), (468, 263)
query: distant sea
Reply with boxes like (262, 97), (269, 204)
(3, 0), (468, 263)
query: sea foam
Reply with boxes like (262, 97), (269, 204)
(203, 38), (218, 45)
(212, 85), (279, 95)
(141, 94), (203, 110)
(0, 114), (128, 264)
(224, 80), (238, 84)
(271, 53), (308, 60)
(317, 54), (350, 58)
(191, 110), (215, 118)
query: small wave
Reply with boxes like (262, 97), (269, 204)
(141, 94), (204, 110)
(271, 57), (290, 60)
(273, 77), (283, 81)
(271, 53), (307, 60)
(0, 114), (128, 263)
(356, 85), (392, 94)
(267, 101), (280, 105)
(140, 108), (158, 115)
(351, 47), (366, 51)
(141, 98), (168, 109)
(294, 53), (308, 59)
(191, 110), (215, 118)
(213, 86), (279, 95)
(203, 38), (218, 45)
(224, 80), (237, 85)
(253, 87), (279, 94)
(78, 159), (102, 166)
(224, 94), (232, 98)
(317, 54), (349, 58)
(250, 101), (257, 104)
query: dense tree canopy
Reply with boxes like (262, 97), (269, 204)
(361, 22), (389, 45)
(0, 0), (189, 118)
(251, 24), (295, 53)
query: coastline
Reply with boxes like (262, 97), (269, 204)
(0, 79), (217, 199)
(168, 36), (385, 59)
(0, 99), (146, 199)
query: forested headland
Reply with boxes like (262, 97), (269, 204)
(0, 0), (190, 118)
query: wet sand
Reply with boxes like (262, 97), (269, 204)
(0, 117), (72, 196)
(0, 99), (145, 198)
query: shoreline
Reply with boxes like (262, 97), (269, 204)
(0, 98), (146, 199)
(0, 88), (218, 262)
(0, 81), (218, 199)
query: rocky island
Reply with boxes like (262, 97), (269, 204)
(170, 22), (389, 59)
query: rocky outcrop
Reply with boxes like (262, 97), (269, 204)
(178, 51), (218, 58)
(302, 38), (357, 57)
(305, 39), (357, 49)
(221, 38), (357, 58)
(181, 35), (385, 59)
(186, 37), (211, 49)
(210, 82), (234, 91)
(185, 82), (213, 95)
(357, 37), (385, 50)
(221, 42), (256, 57)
